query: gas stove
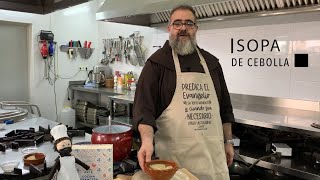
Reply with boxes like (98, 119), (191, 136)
(112, 150), (160, 178)
(233, 123), (320, 178)
(113, 150), (140, 177)
(0, 125), (85, 152)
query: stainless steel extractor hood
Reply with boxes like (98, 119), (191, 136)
(96, 0), (320, 26)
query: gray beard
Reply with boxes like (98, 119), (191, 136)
(169, 35), (197, 56)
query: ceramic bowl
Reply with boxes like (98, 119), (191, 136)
(23, 152), (45, 166)
(0, 161), (20, 172)
(144, 160), (178, 180)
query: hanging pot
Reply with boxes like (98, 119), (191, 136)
(91, 125), (133, 162)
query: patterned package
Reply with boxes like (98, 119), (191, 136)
(72, 144), (113, 180)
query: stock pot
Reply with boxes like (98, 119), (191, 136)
(91, 125), (133, 162)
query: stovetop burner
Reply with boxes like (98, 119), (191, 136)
(113, 150), (140, 177)
(0, 125), (85, 152)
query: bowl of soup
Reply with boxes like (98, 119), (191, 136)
(23, 152), (45, 166)
(144, 160), (178, 180)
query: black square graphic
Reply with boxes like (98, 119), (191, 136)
(294, 54), (308, 67)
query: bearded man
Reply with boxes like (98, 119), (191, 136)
(133, 5), (235, 180)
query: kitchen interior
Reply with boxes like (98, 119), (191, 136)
(0, 0), (320, 179)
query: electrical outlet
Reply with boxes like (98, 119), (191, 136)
(79, 66), (87, 71)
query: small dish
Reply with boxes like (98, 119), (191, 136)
(21, 147), (38, 155)
(0, 161), (20, 172)
(144, 160), (178, 180)
(23, 152), (45, 166)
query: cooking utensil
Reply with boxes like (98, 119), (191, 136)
(101, 39), (109, 65)
(91, 123), (133, 162)
(133, 39), (144, 66)
(110, 40), (116, 63)
(125, 40), (132, 64)
(115, 39), (122, 62)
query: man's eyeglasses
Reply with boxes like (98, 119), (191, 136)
(170, 20), (196, 30)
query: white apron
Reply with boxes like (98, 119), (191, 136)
(57, 156), (80, 180)
(154, 48), (230, 180)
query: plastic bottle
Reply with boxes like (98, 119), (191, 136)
(130, 78), (136, 91)
(117, 76), (123, 90)
(124, 73), (129, 89)
(59, 107), (76, 127)
(114, 75), (118, 89)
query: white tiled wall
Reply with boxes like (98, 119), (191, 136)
(153, 12), (320, 101)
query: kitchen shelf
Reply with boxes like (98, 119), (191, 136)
(78, 121), (98, 128)
(59, 46), (94, 59)
(77, 117), (132, 128)
(112, 116), (133, 127)
(59, 46), (78, 58)
(233, 108), (320, 137)
(78, 47), (94, 59)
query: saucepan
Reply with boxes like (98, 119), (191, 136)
(91, 125), (133, 162)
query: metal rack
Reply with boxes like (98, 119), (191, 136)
(0, 101), (41, 122)
(102, 31), (144, 66)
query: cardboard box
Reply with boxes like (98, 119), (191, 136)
(72, 144), (113, 180)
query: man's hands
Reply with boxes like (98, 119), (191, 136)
(137, 124), (154, 172)
(138, 141), (154, 172)
(225, 143), (234, 166)
(223, 123), (234, 166)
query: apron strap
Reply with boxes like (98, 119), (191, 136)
(172, 49), (182, 75)
(172, 48), (211, 75)
(195, 48), (211, 75)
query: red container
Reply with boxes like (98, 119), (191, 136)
(91, 125), (133, 162)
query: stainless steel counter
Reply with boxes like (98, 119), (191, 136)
(0, 117), (91, 175)
(233, 105), (320, 137)
(71, 86), (131, 96)
(231, 93), (320, 137)
(108, 94), (135, 104)
(71, 86), (320, 137)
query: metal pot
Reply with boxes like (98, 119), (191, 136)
(90, 73), (105, 84)
(91, 125), (133, 162)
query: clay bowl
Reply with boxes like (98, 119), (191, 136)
(144, 160), (178, 180)
(23, 153), (45, 166)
